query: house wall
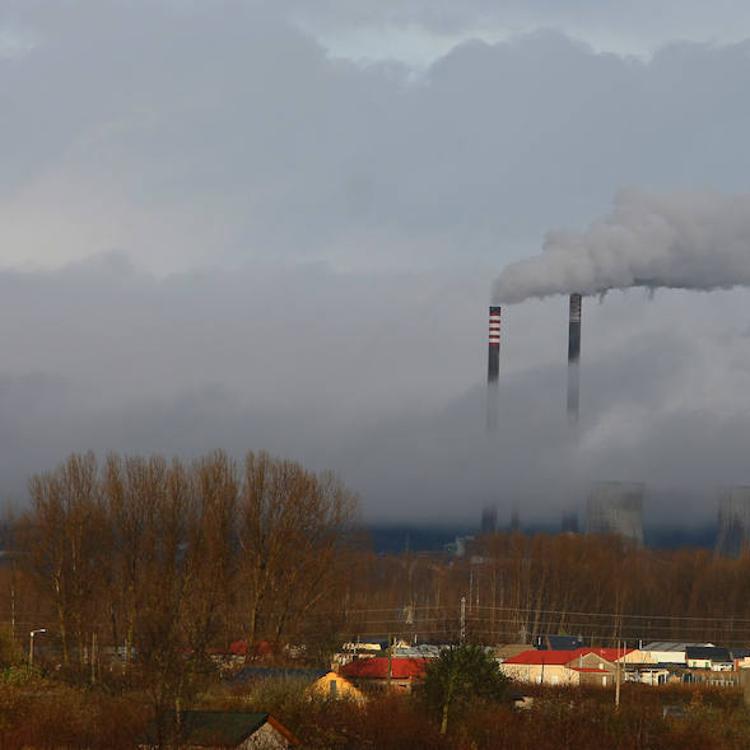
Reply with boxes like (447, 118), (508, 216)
(241, 723), (293, 750)
(641, 650), (686, 664)
(626, 669), (670, 686)
(577, 671), (609, 688)
(687, 658), (711, 670)
(499, 663), (580, 686)
(311, 672), (366, 703)
(574, 653), (616, 671)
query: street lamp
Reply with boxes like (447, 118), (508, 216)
(28, 628), (47, 669)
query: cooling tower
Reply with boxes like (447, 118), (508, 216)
(486, 306), (501, 430)
(481, 506), (498, 534)
(567, 293), (582, 422)
(715, 487), (750, 557)
(561, 510), (579, 534)
(586, 481), (645, 546)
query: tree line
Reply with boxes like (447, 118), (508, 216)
(335, 532), (750, 647)
(5, 450), (356, 716)
(6, 451), (750, 693)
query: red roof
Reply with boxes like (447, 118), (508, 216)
(587, 647), (632, 662)
(341, 657), (428, 680)
(504, 648), (632, 666)
(505, 650), (581, 665)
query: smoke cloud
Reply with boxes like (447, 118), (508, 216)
(493, 190), (750, 304)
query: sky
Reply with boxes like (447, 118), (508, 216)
(2, 0), (750, 525)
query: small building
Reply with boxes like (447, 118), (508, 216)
(499, 648), (631, 687)
(341, 656), (428, 692)
(637, 642), (715, 666)
(309, 671), (366, 704)
(685, 646), (733, 671)
(141, 711), (299, 749)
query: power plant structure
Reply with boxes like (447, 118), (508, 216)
(561, 510), (579, 534)
(486, 305), (501, 430)
(715, 487), (750, 557)
(567, 293), (582, 423)
(485, 294), (584, 426)
(586, 481), (645, 546)
(480, 505), (498, 534)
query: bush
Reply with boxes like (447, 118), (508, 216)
(422, 644), (511, 734)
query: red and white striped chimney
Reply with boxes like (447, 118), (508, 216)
(487, 306), (501, 384)
(486, 306), (502, 431)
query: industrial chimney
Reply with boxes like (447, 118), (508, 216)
(486, 306), (501, 430)
(567, 293), (582, 422)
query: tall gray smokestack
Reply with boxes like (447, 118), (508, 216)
(486, 305), (501, 430)
(567, 293), (582, 422)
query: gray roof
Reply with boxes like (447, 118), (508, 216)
(685, 646), (732, 662)
(145, 711), (287, 747)
(642, 642), (714, 652)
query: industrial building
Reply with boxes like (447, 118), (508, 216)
(586, 481), (645, 546)
(715, 487), (750, 557)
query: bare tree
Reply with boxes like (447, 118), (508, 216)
(237, 452), (357, 654)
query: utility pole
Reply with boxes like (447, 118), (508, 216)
(468, 570), (473, 615)
(460, 597), (466, 644)
(90, 633), (97, 685)
(10, 557), (16, 642)
(387, 634), (393, 690)
(615, 639), (622, 709)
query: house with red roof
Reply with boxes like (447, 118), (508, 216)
(340, 657), (428, 693)
(499, 648), (632, 687)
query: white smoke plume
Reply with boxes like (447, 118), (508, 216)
(492, 189), (750, 304)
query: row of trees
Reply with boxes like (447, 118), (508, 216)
(336, 533), (750, 647)
(10, 450), (357, 714)
(8, 451), (750, 685)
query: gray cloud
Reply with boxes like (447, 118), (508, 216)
(2, 3), (750, 526)
(3, 5), (750, 273)
(285, 0), (750, 62)
(493, 190), (750, 303)
(1, 257), (749, 526)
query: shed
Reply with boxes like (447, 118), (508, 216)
(309, 671), (366, 703)
(685, 646), (733, 671)
(141, 710), (299, 749)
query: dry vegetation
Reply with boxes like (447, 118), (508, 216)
(3, 450), (750, 746)
(0, 676), (748, 749)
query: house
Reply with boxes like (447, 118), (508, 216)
(141, 711), (299, 749)
(685, 646), (733, 671)
(341, 656), (428, 692)
(635, 642), (715, 665)
(499, 648), (631, 687)
(309, 670), (367, 703)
